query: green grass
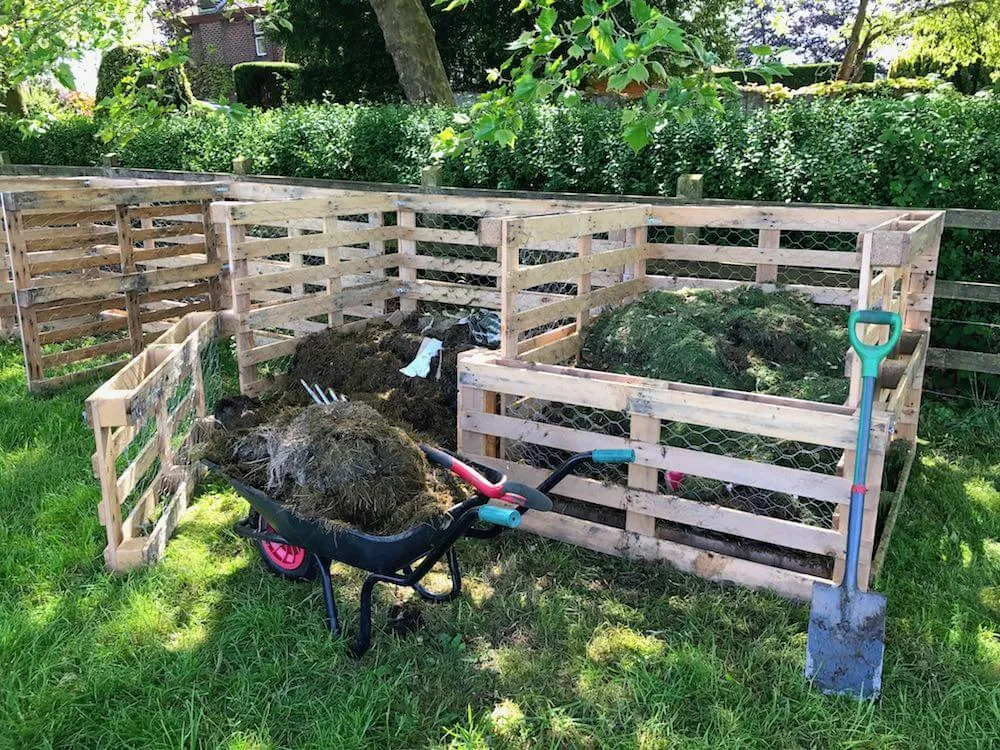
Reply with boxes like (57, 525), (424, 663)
(0, 339), (998, 749)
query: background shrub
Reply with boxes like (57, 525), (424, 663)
(187, 63), (236, 102)
(718, 61), (877, 89)
(233, 62), (302, 109)
(95, 46), (194, 108)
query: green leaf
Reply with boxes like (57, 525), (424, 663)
(649, 61), (667, 81)
(513, 77), (538, 101)
(628, 61), (649, 83)
(607, 73), (631, 91)
(623, 120), (649, 152)
(537, 7), (557, 34)
(629, 0), (652, 24)
(570, 16), (592, 34)
(494, 128), (516, 147)
(568, 43), (584, 59)
(54, 62), (75, 89)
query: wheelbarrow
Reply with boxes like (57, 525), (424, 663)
(204, 446), (635, 657)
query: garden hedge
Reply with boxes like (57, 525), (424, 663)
(95, 46), (194, 108)
(718, 62), (876, 89)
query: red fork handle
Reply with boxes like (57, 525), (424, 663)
(421, 445), (505, 499)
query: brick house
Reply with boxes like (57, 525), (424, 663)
(182, 1), (284, 68)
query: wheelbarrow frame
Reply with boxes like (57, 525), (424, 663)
(205, 448), (609, 657)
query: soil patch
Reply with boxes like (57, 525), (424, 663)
(285, 314), (478, 448)
(205, 400), (467, 535)
(580, 287), (850, 404)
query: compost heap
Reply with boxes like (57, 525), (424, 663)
(205, 401), (465, 535)
(580, 287), (850, 404)
(285, 314), (478, 448)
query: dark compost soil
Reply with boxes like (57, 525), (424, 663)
(204, 400), (467, 535)
(284, 315), (477, 449)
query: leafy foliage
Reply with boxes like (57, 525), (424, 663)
(187, 63), (237, 102)
(96, 46), (194, 109)
(433, 0), (786, 154)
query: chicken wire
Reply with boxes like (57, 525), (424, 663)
(114, 336), (222, 530)
(503, 395), (838, 530)
(645, 224), (863, 290)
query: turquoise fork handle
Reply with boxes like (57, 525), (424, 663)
(849, 309), (902, 378)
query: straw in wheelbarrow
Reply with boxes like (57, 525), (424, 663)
(805, 308), (902, 699)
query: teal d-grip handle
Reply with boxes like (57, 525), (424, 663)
(849, 309), (902, 378)
(478, 505), (521, 528)
(591, 449), (636, 464)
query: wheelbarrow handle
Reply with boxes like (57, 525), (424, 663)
(848, 309), (902, 378)
(420, 444), (506, 499)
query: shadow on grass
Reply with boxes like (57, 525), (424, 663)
(1, 399), (998, 747)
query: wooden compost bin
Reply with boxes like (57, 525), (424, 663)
(83, 183), (942, 589)
(457, 204), (944, 599)
(1, 179), (228, 391)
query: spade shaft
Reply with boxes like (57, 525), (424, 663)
(805, 308), (902, 699)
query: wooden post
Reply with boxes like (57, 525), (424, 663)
(756, 229), (780, 284)
(90, 416), (123, 570)
(114, 204), (144, 356)
(626, 414), (659, 536)
(200, 199), (223, 312)
(398, 209), (417, 314)
(367, 211), (387, 315)
(0, 151), (9, 166)
(232, 156), (251, 175)
(5, 207), (44, 390)
(499, 220), (520, 357)
(675, 173), (703, 245)
(896, 231), (940, 442)
(624, 225), (647, 302)
(420, 165), (442, 188)
(102, 153), (121, 168)
(324, 215), (343, 328)
(575, 235), (592, 332)
(223, 216), (255, 392)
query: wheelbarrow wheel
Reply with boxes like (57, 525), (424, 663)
(252, 513), (316, 581)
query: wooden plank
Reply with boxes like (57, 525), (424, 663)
(511, 277), (647, 333)
(395, 226), (479, 245)
(405, 255), (499, 276)
(648, 242), (861, 271)
(463, 410), (852, 503)
(21, 209), (116, 228)
(649, 204), (905, 232)
(235, 226), (394, 261)
(470, 454), (845, 556)
(131, 222), (204, 243)
(646, 275), (857, 306)
(927, 347), (1000, 375)
(5, 182), (229, 211)
(499, 205), (651, 247)
(244, 280), (395, 329)
(23, 227), (119, 252)
(514, 245), (646, 291)
(517, 511), (822, 600)
(627, 414), (659, 536)
(33, 360), (126, 393)
(226, 195), (397, 224)
(398, 210), (417, 314)
(235, 253), (399, 293)
(127, 203), (203, 220)
(19, 262), (222, 306)
(935, 279), (1000, 303)
(39, 337), (133, 369)
(755, 229), (780, 284)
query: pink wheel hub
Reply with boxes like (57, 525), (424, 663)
(260, 521), (307, 570)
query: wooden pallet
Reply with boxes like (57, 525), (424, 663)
(1, 181), (227, 391)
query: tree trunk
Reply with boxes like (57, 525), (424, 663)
(837, 0), (870, 81)
(368, 0), (454, 104)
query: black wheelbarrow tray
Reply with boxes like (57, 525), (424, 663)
(203, 445), (636, 657)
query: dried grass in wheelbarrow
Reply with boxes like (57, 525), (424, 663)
(205, 401), (464, 535)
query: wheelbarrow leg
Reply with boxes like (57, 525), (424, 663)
(411, 547), (463, 603)
(314, 554), (340, 636)
(350, 575), (379, 659)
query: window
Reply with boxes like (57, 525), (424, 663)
(253, 18), (267, 57)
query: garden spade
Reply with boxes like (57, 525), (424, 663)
(805, 308), (902, 699)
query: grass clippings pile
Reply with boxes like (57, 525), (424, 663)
(580, 286), (850, 404)
(286, 315), (477, 448)
(205, 400), (463, 535)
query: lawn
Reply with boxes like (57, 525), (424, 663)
(1, 338), (998, 749)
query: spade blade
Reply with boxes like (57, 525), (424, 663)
(805, 581), (886, 699)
